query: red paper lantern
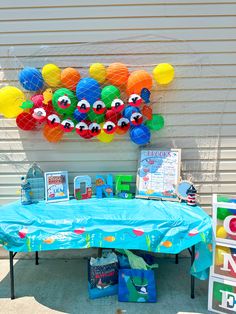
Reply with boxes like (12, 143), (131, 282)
(16, 112), (36, 131)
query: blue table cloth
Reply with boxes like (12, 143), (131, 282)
(0, 198), (212, 279)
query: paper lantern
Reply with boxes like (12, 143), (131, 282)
(73, 108), (87, 122)
(145, 114), (164, 131)
(127, 70), (152, 96)
(87, 109), (105, 124)
(52, 88), (77, 115)
(19, 67), (44, 91)
(89, 63), (106, 84)
(16, 112), (36, 130)
(61, 67), (81, 90)
(153, 63), (175, 85)
(101, 85), (120, 108)
(216, 226), (227, 238)
(43, 124), (64, 143)
(42, 64), (61, 87)
(97, 129), (114, 143)
(76, 78), (101, 104)
(106, 62), (129, 87)
(123, 106), (140, 120)
(31, 94), (44, 107)
(130, 125), (151, 145)
(0, 86), (25, 118)
(116, 117), (130, 135)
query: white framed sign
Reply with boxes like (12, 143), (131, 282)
(45, 171), (69, 203)
(136, 148), (181, 201)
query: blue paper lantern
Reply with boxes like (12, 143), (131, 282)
(19, 67), (44, 91)
(130, 125), (151, 145)
(76, 78), (101, 104)
(123, 106), (140, 120)
(73, 108), (87, 121)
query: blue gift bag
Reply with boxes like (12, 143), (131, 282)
(118, 269), (157, 303)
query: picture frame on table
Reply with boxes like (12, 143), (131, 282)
(44, 171), (69, 203)
(136, 148), (181, 201)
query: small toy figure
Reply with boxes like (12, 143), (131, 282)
(21, 177), (32, 205)
(186, 185), (197, 206)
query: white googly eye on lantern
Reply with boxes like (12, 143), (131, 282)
(128, 94), (142, 107)
(117, 117), (130, 131)
(111, 98), (125, 112)
(77, 99), (90, 113)
(103, 121), (116, 134)
(130, 112), (143, 125)
(32, 107), (46, 121)
(58, 95), (71, 109)
(93, 100), (106, 114)
(61, 119), (74, 133)
(75, 121), (88, 136)
(47, 114), (61, 127)
(88, 122), (101, 136)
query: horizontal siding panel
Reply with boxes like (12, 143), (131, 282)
(1, 17), (236, 33)
(0, 136), (235, 151)
(0, 160), (235, 174)
(2, 5), (236, 21)
(1, 148), (235, 162)
(1, 0), (236, 8)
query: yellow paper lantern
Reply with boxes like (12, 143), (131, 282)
(0, 86), (25, 118)
(97, 129), (114, 143)
(42, 64), (61, 87)
(216, 225), (227, 239)
(89, 63), (106, 84)
(153, 63), (175, 85)
(215, 246), (230, 266)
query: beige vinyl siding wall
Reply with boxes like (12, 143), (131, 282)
(0, 0), (236, 213)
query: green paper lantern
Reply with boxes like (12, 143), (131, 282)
(145, 114), (164, 131)
(87, 109), (105, 124)
(101, 85), (120, 108)
(52, 88), (77, 115)
(217, 207), (231, 220)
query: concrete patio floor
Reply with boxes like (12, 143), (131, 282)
(0, 254), (210, 314)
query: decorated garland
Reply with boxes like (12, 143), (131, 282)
(0, 62), (174, 145)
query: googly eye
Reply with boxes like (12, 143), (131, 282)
(111, 98), (125, 113)
(58, 95), (71, 109)
(47, 114), (61, 127)
(103, 121), (116, 134)
(93, 100), (106, 114)
(130, 112), (143, 125)
(61, 119), (74, 132)
(128, 94), (142, 107)
(77, 99), (90, 113)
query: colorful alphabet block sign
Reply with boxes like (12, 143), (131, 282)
(208, 194), (236, 313)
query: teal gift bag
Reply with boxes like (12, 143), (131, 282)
(118, 269), (157, 303)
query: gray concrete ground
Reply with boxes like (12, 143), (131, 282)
(0, 253), (209, 314)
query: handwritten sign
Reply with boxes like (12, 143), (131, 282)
(136, 149), (181, 201)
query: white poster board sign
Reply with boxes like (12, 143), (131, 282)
(136, 149), (181, 201)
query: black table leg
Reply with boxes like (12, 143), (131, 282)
(9, 251), (15, 300)
(35, 251), (39, 265)
(190, 245), (195, 299)
(175, 254), (179, 264)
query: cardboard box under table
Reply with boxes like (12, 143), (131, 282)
(0, 198), (212, 299)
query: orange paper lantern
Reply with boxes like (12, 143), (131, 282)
(106, 63), (129, 87)
(127, 70), (152, 95)
(61, 67), (81, 90)
(43, 124), (64, 143)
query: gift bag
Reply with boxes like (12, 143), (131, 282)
(88, 252), (118, 299)
(118, 269), (157, 303)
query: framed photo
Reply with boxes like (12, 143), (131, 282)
(136, 148), (181, 201)
(44, 171), (69, 203)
